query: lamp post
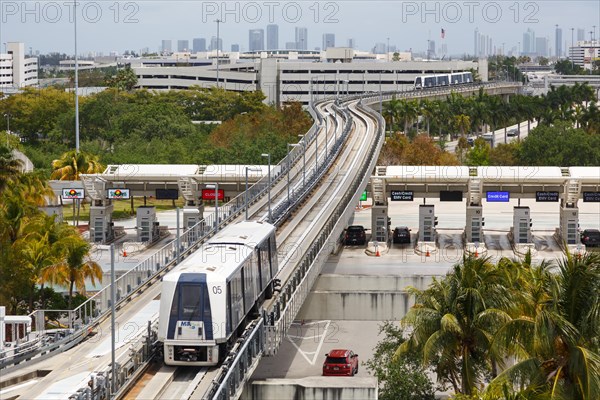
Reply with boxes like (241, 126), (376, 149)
(215, 19), (222, 89)
(97, 244), (116, 396)
(323, 112), (329, 159)
(245, 166), (261, 220)
(286, 143), (294, 205)
(261, 153), (271, 223)
(206, 183), (219, 232)
(298, 135), (306, 187)
(74, 0), (79, 153)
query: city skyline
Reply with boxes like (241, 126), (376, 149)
(0, 1), (598, 55)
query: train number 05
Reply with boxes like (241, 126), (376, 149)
(212, 286), (223, 294)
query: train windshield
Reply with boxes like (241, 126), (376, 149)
(167, 274), (213, 340)
(180, 284), (203, 320)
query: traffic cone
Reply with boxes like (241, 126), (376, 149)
(122, 249), (127, 257)
(474, 249), (479, 258)
(375, 248), (381, 257)
(425, 249), (431, 257)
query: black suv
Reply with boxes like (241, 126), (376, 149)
(581, 229), (600, 247)
(345, 225), (366, 245)
(393, 226), (411, 244)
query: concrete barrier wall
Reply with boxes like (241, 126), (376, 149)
(249, 377), (378, 400)
(297, 291), (416, 321)
(312, 274), (438, 292)
(296, 274), (439, 320)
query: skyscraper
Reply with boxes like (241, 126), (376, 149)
(161, 39), (172, 54)
(523, 29), (536, 55)
(193, 38), (206, 52)
(347, 38), (356, 49)
(210, 36), (222, 51)
(177, 40), (189, 52)
(322, 33), (335, 50)
(267, 24), (279, 50)
(249, 29), (265, 52)
(231, 44), (240, 52)
(555, 26), (563, 57)
(295, 27), (308, 50)
(474, 28), (479, 56)
(577, 28), (585, 41)
(536, 37), (548, 57)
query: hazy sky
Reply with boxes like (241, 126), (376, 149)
(1, 1), (598, 55)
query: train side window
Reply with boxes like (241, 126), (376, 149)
(226, 281), (232, 333)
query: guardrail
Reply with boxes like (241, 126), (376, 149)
(66, 319), (158, 400)
(0, 112), (323, 373)
(198, 99), (352, 400)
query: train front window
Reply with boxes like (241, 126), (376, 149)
(180, 284), (201, 320)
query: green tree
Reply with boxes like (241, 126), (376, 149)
(0, 145), (23, 193)
(107, 65), (138, 91)
(487, 252), (600, 400)
(366, 322), (436, 400)
(518, 122), (600, 166)
(40, 233), (102, 309)
(466, 138), (491, 166)
(383, 96), (401, 135)
(398, 256), (513, 395)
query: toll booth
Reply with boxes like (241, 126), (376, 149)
(137, 206), (159, 243)
(371, 205), (390, 243)
(513, 206), (532, 244)
(559, 206), (579, 245)
(90, 203), (115, 243)
(418, 204), (437, 242)
(183, 207), (205, 243)
(465, 206), (484, 244)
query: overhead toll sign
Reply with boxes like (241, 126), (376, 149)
(107, 188), (130, 199)
(536, 191), (559, 202)
(486, 191), (510, 202)
(156, 188), (179, 200)
(390, 190), (414, 201)
(583, 192), (600, 202)
(62, 188), (84, 199)
(440, 190), (463, 202)
(202, 189), (224, 201)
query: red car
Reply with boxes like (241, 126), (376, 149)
(322, 349), (359, 376)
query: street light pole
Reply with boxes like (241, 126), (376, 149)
(244, 166), (260, 220)
(286, 143), (293, 205)
(323, 112), (329, 159)
(74, 0), (79, 153)
(298, 135), (306, 187)
(261, 153), (271, 223)
(110, 244), (116, 396)
(571, 28), (575, 70)
(215, 19), (222, 89)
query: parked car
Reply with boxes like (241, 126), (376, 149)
(467, 136), (475, 146)
(322, 349), (359, 376)
(581, 229), (600, 247)
(507, 129), (519, 137)
(345, 225), (366, 245)
(393, 226), (411, 244)
(482, 132), (494, 141)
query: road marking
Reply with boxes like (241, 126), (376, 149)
(286, 320), (331, 366)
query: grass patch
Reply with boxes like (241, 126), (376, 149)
(61, 197), (187, 222)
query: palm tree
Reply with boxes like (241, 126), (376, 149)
(453, 114), (471, 138)
(40, 232), (103, 309)
(51, 150), (104, 225)
(382, 96), (401, 136)
(487, 252), (600, 399)
(398, 99), (419, 135)
(420, 99), (438, 137)
(0, 145), (23, 193)
(398, 256), (513, 395)
(581, 101), (600, 134)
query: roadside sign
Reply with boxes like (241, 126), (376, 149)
(62, 188), (84, 199)
(107, 188), (130, 199)
(360, 191), (367, 201)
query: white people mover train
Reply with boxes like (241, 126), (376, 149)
(158, 221), (278, 366)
